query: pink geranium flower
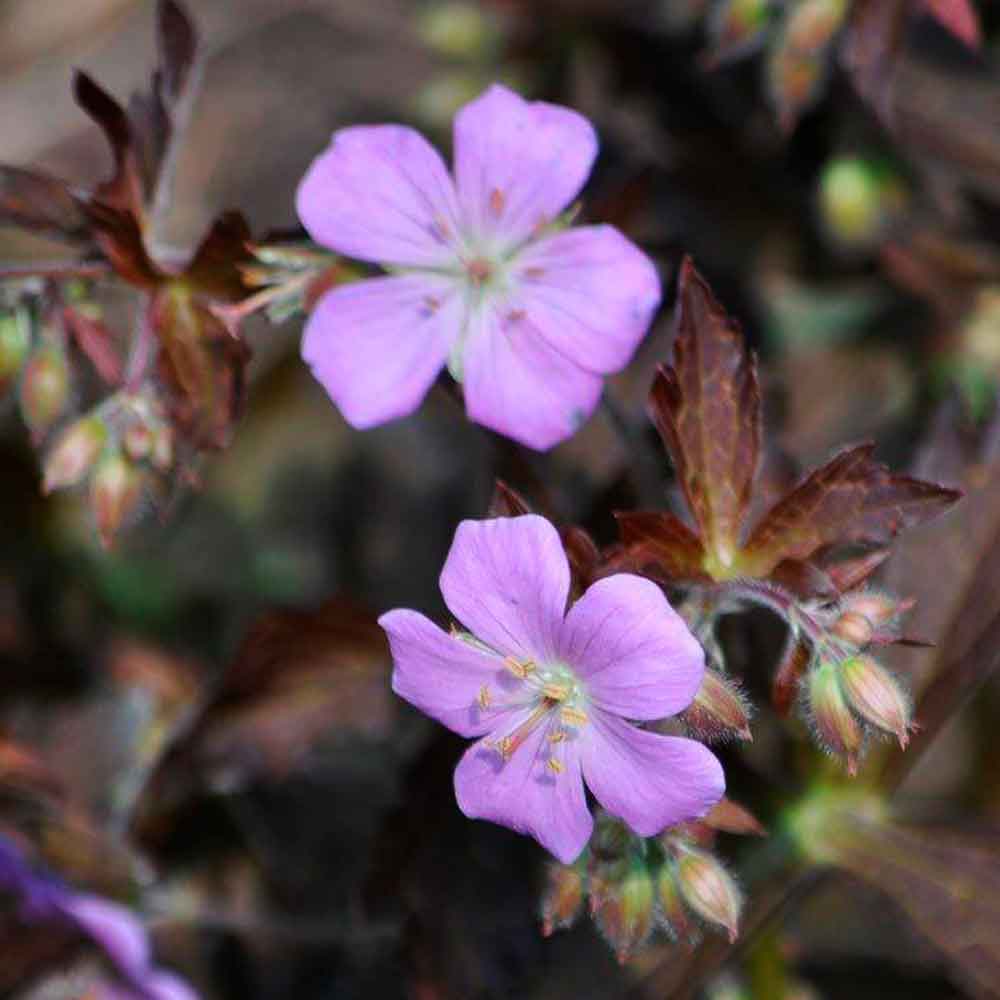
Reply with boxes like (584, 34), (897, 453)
(296, 84), (661, 450)
(379, 515), (724, 863)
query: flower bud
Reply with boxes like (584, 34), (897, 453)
(593, 862), (655, 963)
(19, 344), (70, 436)
(842, 590), (905, 628)
(417, 3), (494, 60)
(830, 609), (875, 648)
(541, 862), (585, 937)
(783, 0), (848, 51)
(673, 847), (742, 943)
(820, 158), (906, 251)
(90, 453), (142, 549)
(807, 660), (862, 774)
(656, 863), (694, 942)
(839, 655), (912, 748)
(0, 308), (32, 392)
(42, 415), (107, 493)
(681, 668), (752, 742)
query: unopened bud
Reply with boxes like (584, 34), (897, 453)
(807, 661), (863, 774)
(656, 863), (694, 942)
(418, 2), (493, 60)
(90, 454), (142, 549)
(0, 308), (32, 392)
(674, 847), (743, 943)
(820, 158), (906, 251)
(541, 862), (585, 937)
(682, 668), (752, 742)
(19, 344), (70, 435)
(839, 655), (912, 748)
(43, 415), (107, 493)
(830, 609), (875, 648)
(593, 863), (655, 963)
(841, 590), (905, 629)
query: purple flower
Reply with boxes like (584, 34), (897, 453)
(0, 836), (196, 1000)
(296, 83), (661, 450)
(379, 515), (725, 863)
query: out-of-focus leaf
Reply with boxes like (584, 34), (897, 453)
(922, 0), (981, 49)
(814, 810), (1000, 996)
(876, 401), (1000, 788)
(62, 308), (123, 386)
(840, 0), (910, 125)
(739, 443), (961, 577)
(152, 286), (250, 451)
(649, 256), (760, 578)
(0, 167), (92, 245)
(133, 600), (394, 829)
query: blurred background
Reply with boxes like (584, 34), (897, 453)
(2, 1), (1000, 998)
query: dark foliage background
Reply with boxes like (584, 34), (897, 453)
(2, 1), (1000, 998)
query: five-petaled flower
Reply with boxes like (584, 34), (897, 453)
(379, 515), (724, 863)
(296, 83), (661, 450)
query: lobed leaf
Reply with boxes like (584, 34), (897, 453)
(739, 443), (961, 578)
(615, 510), (710, 583)
(649, 256), (761, 576)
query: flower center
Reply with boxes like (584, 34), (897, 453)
(487, 656), (589, 767)
(466, 257), (494, 286)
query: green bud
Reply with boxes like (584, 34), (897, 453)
(540, 862), (585, 937)
(418, 3), (494, 60)
(594, 862), (655, 963)
(681, 667), (753, 743)
(90, 453), (142, 549)
(806, 660), (863, 774)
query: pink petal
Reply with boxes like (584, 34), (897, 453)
(454, 711), (592, 863)
(142, 971), (200, 1000)
(296, 125), (462, 268)
(439, 515), (570, 662)
(59, 895), (150, 978)
(581, 713), (724, 837)
(453, 84), (597, 249)
(559, 575), (704, 721)
(510, 225), (661, 374)
(381, 608), (528, 737)
(461, 302), (604, 450)
(302, 274), (461, 429)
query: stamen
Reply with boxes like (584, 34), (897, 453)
(548, 729), (566, 743)
(560, 706), (589, 727)
(492, 702), (551, 760)
(504, 656), (536, 679)
(489, 188), (505, 217)
(548, 757), (564, 774)
(478, 685), (491, 710)
(542, 681), (570, 702)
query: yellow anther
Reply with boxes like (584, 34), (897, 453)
(548, 729), (566, 743)
(548, 757), (564, 774)
(504, 656), (535, 679)
(560, 706), (588, 727)
(542, 682), (570, 702)
(477, 685), (491, 710)
(495, 736), (515, 760)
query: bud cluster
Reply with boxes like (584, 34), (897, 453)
(41, 386), (175, 548)
(540, 813), (743, 962)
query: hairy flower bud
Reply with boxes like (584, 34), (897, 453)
(0, 308), (32, 392)
(681, 668), (752, 742)
(656, 863), (694, 942)
(593, 862), (656, 963)
(807, 660), (862, 774)
(830, 609), (875, 648)
(19, 344), (70, 436)
(839, 655), (912, 748)
(151, 425), (175, 472)
(43, 415), (107, 493)
(90, 453), (142, 548)
(673, 846), (742, 943)
(541, 862), (585, 937)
